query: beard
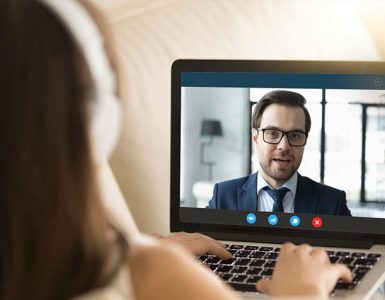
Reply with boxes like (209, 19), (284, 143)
(259, 160), (299, 184)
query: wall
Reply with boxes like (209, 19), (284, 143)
(180, 87), (250, 207)
(91, 0), (382, 234)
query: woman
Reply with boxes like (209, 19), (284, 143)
(0, 0), (351, 299)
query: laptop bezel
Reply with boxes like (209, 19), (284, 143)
(170, 59), (385, 246)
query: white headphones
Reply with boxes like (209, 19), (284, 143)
(36, 0), (121, 162)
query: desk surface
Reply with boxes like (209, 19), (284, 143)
(372, 282), (385, 299)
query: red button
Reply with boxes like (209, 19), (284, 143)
(312, 217), (323, 228)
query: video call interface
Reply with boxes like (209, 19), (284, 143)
(178, 71), (385, 234)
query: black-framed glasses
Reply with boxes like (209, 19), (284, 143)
(257, 128), (307, 147)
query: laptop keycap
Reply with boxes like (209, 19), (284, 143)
(352, 252), (366, 258)
(216, 265), (232, 273)
(232, 274), (248, 282)
(246, 267), (262, 275)
(230, 244), (244, 250)
(340, 257), (354, 265)
(355, 267), (370, 274)
(221, 258), (236, 265)
(329, 256), (339, 263)
(265, 252), (279, 260)
(250, 259), (265, 267)
(232, 266), (247, 273)
(259, 247), (274, 252)
(246, 275), (262, 283)
(260, 268), (273, 277)
(249, 251), (265, 259)
(228, 249), (238, 255)
(245, 246), (259, 251)
(235, 250), (251, 258)
(264, 260), (276, 268)
(353, 273), (366, 283)
(206, 256), (221, 264)
(355, 258), (377, 266)
(336, 251), (350, 257)
(235, 259), (250, 266)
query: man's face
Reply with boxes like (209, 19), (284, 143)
(252, 104), (306, 188)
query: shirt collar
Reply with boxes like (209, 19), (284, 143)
(257, 172), (298, 194)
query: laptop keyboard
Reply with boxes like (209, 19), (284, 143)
(199, 243), (382, 295)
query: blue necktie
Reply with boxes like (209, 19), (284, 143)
(263, 187), (289, 213)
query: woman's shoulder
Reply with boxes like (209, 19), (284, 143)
(128, 236), (237, 300)
(128, 237), (192, 282)
(71, 267), (135, 300)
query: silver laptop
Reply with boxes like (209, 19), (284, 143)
(170, 59), (385, 299)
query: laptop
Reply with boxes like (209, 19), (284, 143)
(170, 59), (385, 299)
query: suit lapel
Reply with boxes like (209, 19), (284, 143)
(294, 173), (319, 213)
(237, 173), (258, 210)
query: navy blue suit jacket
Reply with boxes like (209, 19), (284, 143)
(207, 173), (351, 216)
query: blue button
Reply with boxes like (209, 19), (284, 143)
(268, 214), (278, 225)
(290, 215), (301, 227)
(246, 213), (256, 224)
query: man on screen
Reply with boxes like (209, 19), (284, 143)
(208, 90), (351, 216)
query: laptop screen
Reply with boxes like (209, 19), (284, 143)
(171, 60), (385, 243)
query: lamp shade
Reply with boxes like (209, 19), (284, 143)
(200, 119), (223, 137)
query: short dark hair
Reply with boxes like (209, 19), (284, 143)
(252, 90), (311, 134)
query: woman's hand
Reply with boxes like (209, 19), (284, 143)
(152, 231), (232, 260)
(257, 243), (352, 298)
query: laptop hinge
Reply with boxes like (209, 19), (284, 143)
(201, 231), (375, 249)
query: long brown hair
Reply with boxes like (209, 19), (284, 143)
(0, 1), (126, 298)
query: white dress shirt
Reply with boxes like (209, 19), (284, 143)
(257, 172), (298, 213)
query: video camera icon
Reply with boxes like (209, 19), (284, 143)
(246, 213), (256, 224)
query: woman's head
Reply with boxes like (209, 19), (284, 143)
(0, 0), (125, 298)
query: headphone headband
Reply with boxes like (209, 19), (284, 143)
(36, 0), (121, 162)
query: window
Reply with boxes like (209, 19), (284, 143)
(250, 88), (385, 203)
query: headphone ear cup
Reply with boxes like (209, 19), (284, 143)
(90, 94), (121, 162)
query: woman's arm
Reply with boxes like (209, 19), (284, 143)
(128, 240), (239, 300)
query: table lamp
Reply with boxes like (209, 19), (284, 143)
(200, 119), (223, 180)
